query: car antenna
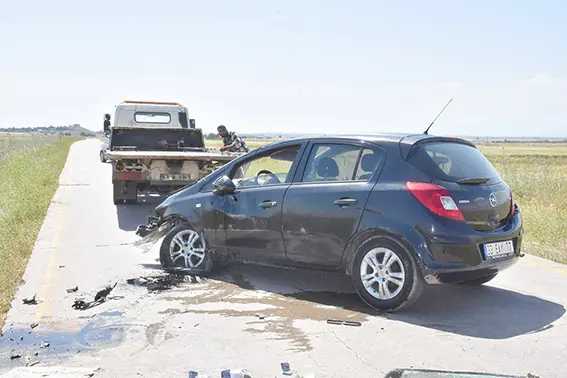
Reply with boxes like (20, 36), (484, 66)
(424, 98), (453, 135)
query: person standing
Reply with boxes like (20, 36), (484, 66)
(217, 125), (249, 153)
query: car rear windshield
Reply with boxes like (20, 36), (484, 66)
(407, 142), (502, 183)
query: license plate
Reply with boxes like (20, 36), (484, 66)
(159, 174), (191, 181)
(483, 240), (514, 260)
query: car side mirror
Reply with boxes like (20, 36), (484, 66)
(213, 175), (235, 195)
(189, 119), (196, 129)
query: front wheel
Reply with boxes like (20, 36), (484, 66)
(100, 151), (106, 163)
(352, 236), (424, 312)
(160, 225), (213, 274)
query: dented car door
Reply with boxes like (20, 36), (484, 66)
(222, 143), (305, 263)
(282, 142), (384, 267)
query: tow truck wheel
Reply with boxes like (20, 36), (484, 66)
(160, 224), (213, 274)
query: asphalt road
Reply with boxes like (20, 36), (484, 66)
(1, 139), (566, 378)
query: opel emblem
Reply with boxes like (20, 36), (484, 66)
(489, 193), (497, 207)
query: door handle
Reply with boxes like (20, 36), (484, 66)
(259, 200), (277, 209)
(334, 198), (357, 206)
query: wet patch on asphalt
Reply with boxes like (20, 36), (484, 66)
(153, 265), (382, 352)
(0, 319), (127, 368)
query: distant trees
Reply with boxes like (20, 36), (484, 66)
(205, 133), (218, 140)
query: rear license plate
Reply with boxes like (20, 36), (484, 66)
(483, 240), (514, 260)
(159, 174), (191, 181)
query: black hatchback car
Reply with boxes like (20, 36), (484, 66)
(137, 134), (523, 311)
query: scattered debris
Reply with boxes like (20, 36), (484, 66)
(72, 299), (90, 310)
(59, 265), (65, 268)
(95, 283), (117, 302)
(10, 354), (21, 360)
(40, 341), (50, 348)
(23, 295), (38, 305)
(281, 362), (292, 376)
(67, 286), (79, 293)
(30, 323), (39, 329)
(326, 319), (362, 327)
(126, 274), (195, 292)
(255, 314), (265, 320)
(220, 369), (250, 378)
(28, 361), (40, 367)
(34, 352), (38, 356)
(72, 283), (119, 310)
(527, 374), (540, 378)
(20, 336), (24, 341)
(188, 372), (199, 378)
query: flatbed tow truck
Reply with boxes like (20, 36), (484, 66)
(104, 100), (242, 204)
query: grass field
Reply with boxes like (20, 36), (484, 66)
(0, 132), (59, 159)
(482, 146), (567, 263)
(0, 138), (80, 326)
(207, 138), (567, 264)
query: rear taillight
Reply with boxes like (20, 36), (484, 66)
(405, 182), (465, 221)
(509, 191), (516, 217)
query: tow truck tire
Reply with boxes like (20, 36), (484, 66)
(160, 224), (213, 275)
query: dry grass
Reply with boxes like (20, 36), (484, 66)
(0, 138), (80, 327)
(0, 132), (59, 159)
(484, 152), (567, 264)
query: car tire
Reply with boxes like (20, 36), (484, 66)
(100, 151), (106, 163)
(160, 224), (213, 274)
(351, 236), (424, 312)
(458, 273), (498, 286)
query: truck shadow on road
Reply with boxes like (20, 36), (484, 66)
(115, 194), (164, 231)
(213, 263), (565, 340)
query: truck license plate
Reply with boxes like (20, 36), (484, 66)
(483, 240), (514, 260)
(160, 174), (191, 181)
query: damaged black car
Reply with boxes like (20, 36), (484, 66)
(137, 134), (524, 311)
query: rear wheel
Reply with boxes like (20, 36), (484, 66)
(458, 273), (498, 286)
(160, 225), (213, 274)
(352, 236), (424, 312)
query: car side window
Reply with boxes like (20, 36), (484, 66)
(301, 144), (362, 183)
(230, 145), (301, 188)
(354, 148), (384, 180)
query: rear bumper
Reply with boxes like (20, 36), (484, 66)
(419, 208), (524, 284)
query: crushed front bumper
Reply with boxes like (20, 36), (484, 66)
(134, 216), (177, 247)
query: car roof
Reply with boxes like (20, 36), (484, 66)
(271, 133), (473, 147)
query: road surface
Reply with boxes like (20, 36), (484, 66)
(1, 139), (566, 377)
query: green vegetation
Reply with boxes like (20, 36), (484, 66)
(0, 138), (80, 326)
(481, 145), (567, 264)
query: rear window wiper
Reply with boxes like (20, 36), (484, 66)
(456, 177), (490, 185)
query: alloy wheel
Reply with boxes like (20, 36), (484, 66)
(359, 247), (406, 300)
(169, 229), (206, 269)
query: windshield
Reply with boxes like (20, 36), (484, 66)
(407, 142), (502, 184)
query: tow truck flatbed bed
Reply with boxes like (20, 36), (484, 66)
(106, 150), (239, 161)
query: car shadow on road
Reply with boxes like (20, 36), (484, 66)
(213, 263), (565, 340)
(115, 194), (165, 231)
(389, 283), (566, 339)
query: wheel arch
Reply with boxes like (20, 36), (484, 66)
(341, 227), (426, 276)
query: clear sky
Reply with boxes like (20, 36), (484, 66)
(0, 0), (565, 137)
